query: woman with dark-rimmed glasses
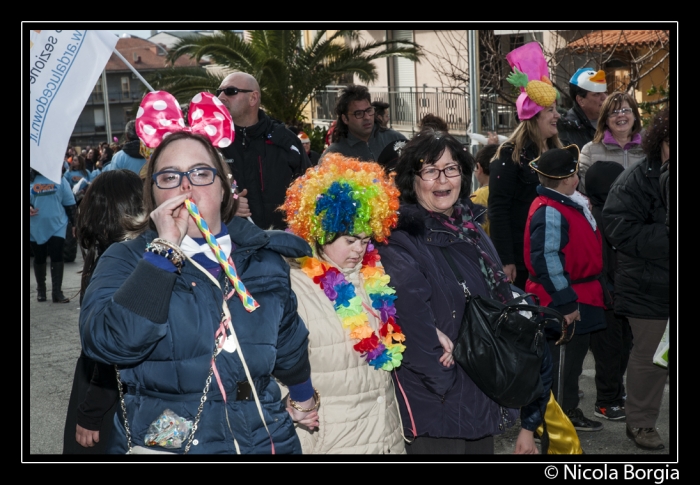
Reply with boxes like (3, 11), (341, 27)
(80, 91), (317, 454)
(377, 127), (521, 454)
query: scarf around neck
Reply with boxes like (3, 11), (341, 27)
(566, 191), (597, 231)
(429, 203), (511, 303)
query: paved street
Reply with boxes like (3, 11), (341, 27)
(26, 250), (673, 458)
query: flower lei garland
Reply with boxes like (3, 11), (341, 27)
(300, 243), (406, 371)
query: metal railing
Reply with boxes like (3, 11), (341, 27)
(312, 86), (519, 140)
(71, 120), (126, 136)
(84, 90), (144, 105)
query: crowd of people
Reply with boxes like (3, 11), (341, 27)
(30, 40), (670, 456)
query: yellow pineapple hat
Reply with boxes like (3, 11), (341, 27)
(506, 42), (559, 120)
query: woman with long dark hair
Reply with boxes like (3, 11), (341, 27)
(63, 169), (144, 454)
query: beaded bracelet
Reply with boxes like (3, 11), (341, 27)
(145, 239), (186, 273)
(288, 388), (321, 413)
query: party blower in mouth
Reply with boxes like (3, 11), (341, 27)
(184, 198), (259, 312)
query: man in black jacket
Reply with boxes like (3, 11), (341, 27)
(217, 72), (311, 230)
(557, 68), (608, 151)
(323, 85), (406, 163)
(602, 108), (670, 451)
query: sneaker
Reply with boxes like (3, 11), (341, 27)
(626, 425), (664, 450)
(595, 403), (626, 421)
(566, 408), (603, 432)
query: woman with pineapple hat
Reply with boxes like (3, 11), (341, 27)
(488, 41), (563, 291)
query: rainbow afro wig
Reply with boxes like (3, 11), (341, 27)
(283, 153), (400, 246)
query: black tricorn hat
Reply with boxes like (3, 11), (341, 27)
(529, 145), (580, 179)
(377, 139), (406, 174)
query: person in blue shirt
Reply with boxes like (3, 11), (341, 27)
(30, 168), (76, 302)
(103, 121), (147, 176)
(63, 155), (94, 204)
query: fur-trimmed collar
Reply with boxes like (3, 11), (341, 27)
(396, 198), (487, 237)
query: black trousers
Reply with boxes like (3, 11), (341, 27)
(548, 332), (591, 412)
(405, 435), (495, 455)
(589, 310), (632, 406)
(30, 236), (65, 264)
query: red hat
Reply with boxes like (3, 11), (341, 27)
(298, 132), (310, 143)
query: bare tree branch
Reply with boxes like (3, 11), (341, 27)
(426, 29), (670, 110)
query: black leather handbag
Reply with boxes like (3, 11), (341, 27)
(440, 248), (564, 408)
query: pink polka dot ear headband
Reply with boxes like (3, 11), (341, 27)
(135, 91), (234, 149)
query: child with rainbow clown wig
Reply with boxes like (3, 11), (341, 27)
(281, 153), (407, 454)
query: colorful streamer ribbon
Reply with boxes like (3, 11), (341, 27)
(184, 198), (259, 312)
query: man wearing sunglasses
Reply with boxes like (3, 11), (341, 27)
(322, 84), (406, 164)
(217, 72), (310, 230)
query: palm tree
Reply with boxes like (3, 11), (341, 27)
(147, 30), (423, 125)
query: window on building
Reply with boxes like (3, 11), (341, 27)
(92, 77), (103, 103)
(509, 34), (525, 51)
(121, 76), (130, 99)
(605, 59), (630, 93)
(94, 108), (105, 131)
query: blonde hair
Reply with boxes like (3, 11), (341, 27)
(497, 112), (562, 163)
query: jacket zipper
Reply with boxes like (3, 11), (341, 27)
(258, 155), (264, 192)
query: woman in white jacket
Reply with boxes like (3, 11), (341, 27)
(578, 92), (645, 194)
(281, 153), (407, 454)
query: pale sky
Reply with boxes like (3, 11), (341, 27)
(111, 30), (152, 39)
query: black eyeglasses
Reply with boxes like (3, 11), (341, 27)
(152, 167), (218, 189)
(416, 165), (462, 181)
(350, 106), (375, 119)
(216, 86), (254, 97)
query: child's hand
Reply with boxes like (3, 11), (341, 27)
(514, 428), (539, 454)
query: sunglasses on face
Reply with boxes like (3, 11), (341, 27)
(216, 87), (254, 97)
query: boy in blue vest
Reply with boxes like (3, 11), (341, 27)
(523, 145), (606, 433)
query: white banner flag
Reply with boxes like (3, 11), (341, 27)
(29, 30), (118, 184)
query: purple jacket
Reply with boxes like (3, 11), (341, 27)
(378, 201), (518, 440)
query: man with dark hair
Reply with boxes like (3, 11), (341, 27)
(217, 71), (311, 230)
(372, 100), (391, 128)
(419, 113), (449, 132)
(557, 68), (609, 151)
(102, 120), (146, 176)
(323, 84), (406, 162)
